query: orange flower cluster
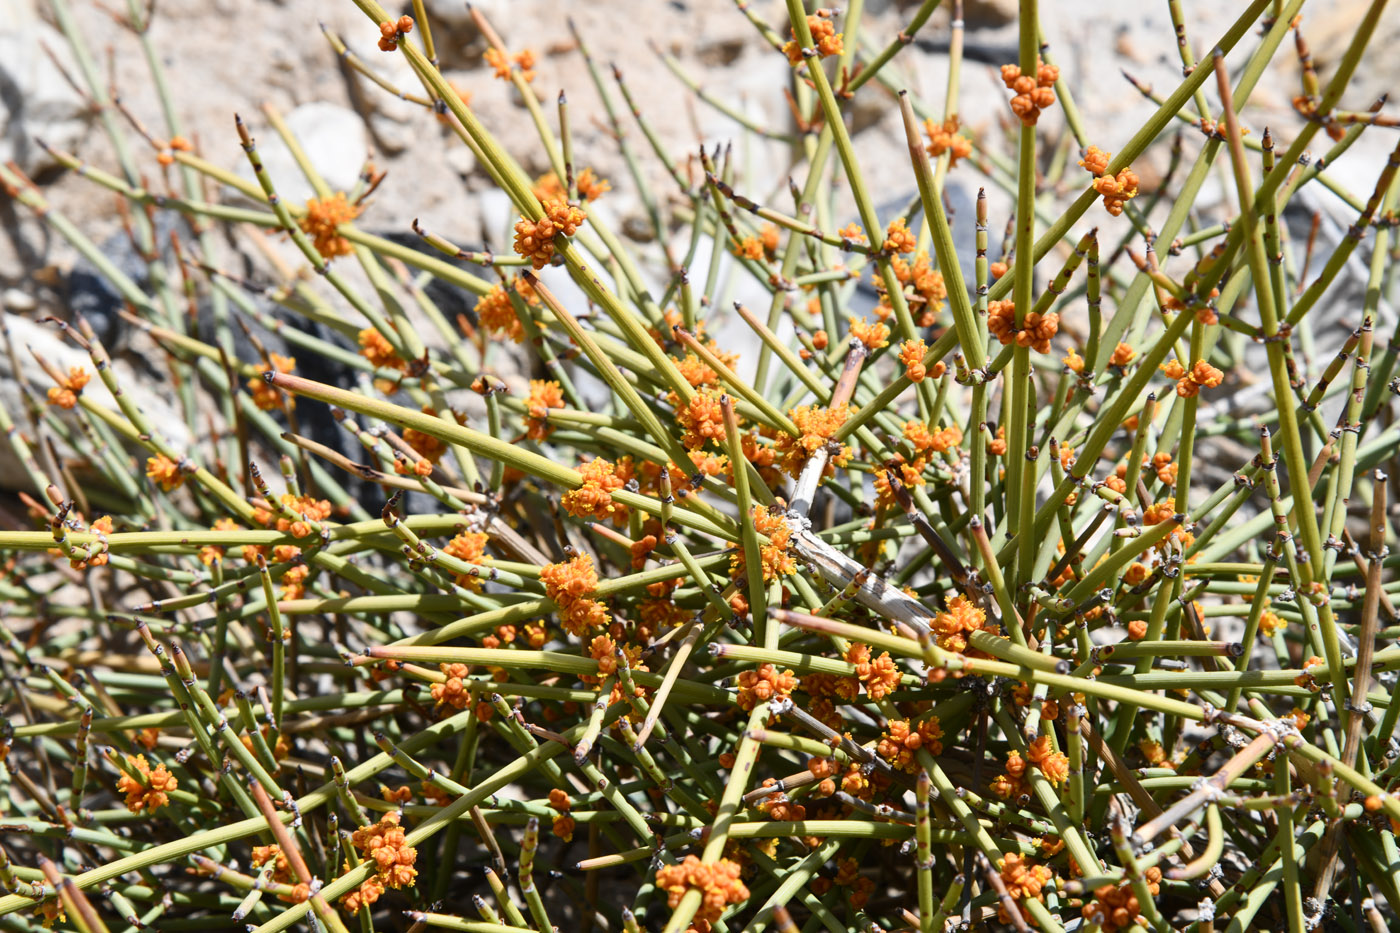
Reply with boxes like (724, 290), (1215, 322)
(1258, 609), (1283, 637)
(358, 327), (407, 374)
(882, 217), (916, 255)
(248, 354), (296, 411)
(523, 379), (565, 441)
(1078, 145), (1111, 176)
(997, 853), (1055, 922)
(733, 223), (780, 261)
(873, 457), (925, 511)
(145, 454), (185, 492)
(838, 223), (866, 245)
(1138, 739), (1175, 771)
(250, 845), (307, 902)
(905, 419), (961, 457)
(514, 200), (585, 269)
(145, 132), (195, 165)
(882, 249), (951, 324)
(1000, 61), (1059, 126)
(774, 404), (852, 478)
(1063, 347), (1084, 373)
(802, 673), (859, 718)
(193, 518), (235, 566)
(806, 756), (838, 796)
(522, 622), (548, 649)
(782, 13), (843, 64)
(480, 623), (518, 651)
(430, 662), (475, 710)
(249, 848), (303, 902)
(541, 553), (610, 635)
(1109, 342), (1137, 368)
(847, 643), (902, 700)
(116, 754), (178, 813)
(345, 811), (417, 903)
(1164, 288), (1222, 326)
(925, 116), (971, 167)
(63, 514), (114, 570)
(1143, 498), (1176, 526)
(417, 780), (451, 807)
(380, 784), (414, 805)
(673, 352), (721, 389)
(1143, 497), (1194, 552)
(743, 433), (783, 488)
(1080, 144), (1140, 214)
(341, 874), (385, 914)
(757, 787), (805, 822)
(485, 47), (536, 82)
(638, 595), (686, 637)
(838, 760), (879, 800)
(35, 898), (65, 928)
(401, 412), (450, 468)
(735, 663), (798, 711)
(375, 15), (413, 51)
(587, 633), (619, 677)
(548, 787), (575, 842)
(732, 507), (797, 582)
(990, 749), (1028, 799)
(988, 424), (1007, 456)
(532, 168), (610, 203)
(1105, 464), (1129, 495)
(832, 857), (876, 907)
(668, 449), (733, 488)
(46, 366), (90, 409)
(932, 594), (994, 654)
(848, 315), (889, 351)
(1083, 868), (1162, 931)
(674, 387), (728, 450)
(288, 500), (331, 541)
(1124, 562), (1150, 587)
(1296, 655), (1328, 691)
(562, 458), (628, 522)
(475, 279), (535, 343)
(298, 193), (362, 259)
(1026, 735), (1070, 784)
(1161, 358), (1224, 398)
(443, 531), (489, 590)
(877, 717), (944, 772)
(988, 300), (1059, 353)
(597, 640), (650, 707)
(899, 339), (928, 381)
(1149, 451), (1177, 485)
(1094, 167), (1140, 217)
(653, 856), (749, 928)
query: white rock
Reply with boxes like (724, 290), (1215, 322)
(232, 102), (369, 207)
(0, 4), (93, 174)
(0, 312), (194, 490)
(444, 141), (478, 178)
(963, 0), (1018, 28)
(423, 0), (511, 29)
(3, 288), (36, 312)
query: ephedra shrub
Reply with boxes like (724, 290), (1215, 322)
(1, 1), (1399, 931)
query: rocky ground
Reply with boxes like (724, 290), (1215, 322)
(6, 0), (1399, 280)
